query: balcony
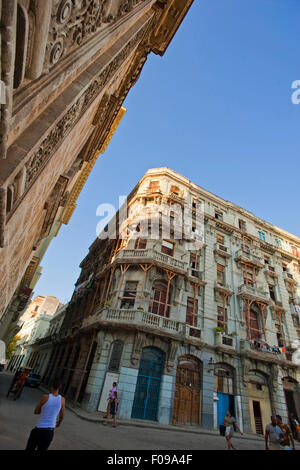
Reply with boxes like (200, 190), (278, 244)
(81, 307), (203, 342)
(235, 249), (264, 268)
(264, 265), (279, 279)
(214, 281), (234, 297)
(283, 271), (297, 285)
(214, 243), (231, 258)
(215, 332), (236, 348)
(238, 284), (270, 303)
(240, 339), (285, 358)
(111, 248), (188, 274)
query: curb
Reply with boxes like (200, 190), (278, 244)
(40, 384), (264, 444)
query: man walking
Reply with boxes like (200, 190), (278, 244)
(265, 415), (282, 450)
(6, 368), (22, 397)
(25, 378), (65, 451)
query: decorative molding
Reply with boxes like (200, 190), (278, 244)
(45, 0), (148, 70)
(60, 106), (126, 225)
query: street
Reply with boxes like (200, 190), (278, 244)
(0, 372), (279, 451)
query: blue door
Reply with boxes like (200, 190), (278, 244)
(131, 347), (164, 421)
(217, 394), (236, 428)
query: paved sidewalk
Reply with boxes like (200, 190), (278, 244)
(40, 384), (265, 443)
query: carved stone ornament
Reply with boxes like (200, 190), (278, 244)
(46, 0), (147, 69)
(24, 24), (147, 197)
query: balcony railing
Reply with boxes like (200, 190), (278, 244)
(214, 243), (231, 257)
(238, 284), (269, 301)
(81, 307), (203, 341)
(235, 249), (264, 267)
(112, 248), (188, 272)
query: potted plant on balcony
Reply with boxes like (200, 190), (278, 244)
(104, 300), (111, 307)
(137, 305), (144, 311)
(214, 327), (225, 346)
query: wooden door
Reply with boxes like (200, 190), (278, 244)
(173, 357), (201, 425)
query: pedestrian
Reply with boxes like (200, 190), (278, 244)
(289, 412), (300, 440)
(276, 415), (295, 450)
(25, 378), (65, 451)
(103, 381), (118, 428)
(13, 368), (30, 400)
(6, 368), (22, 397)
(265, 415), (283, 450)
(223, 409), (243, 450)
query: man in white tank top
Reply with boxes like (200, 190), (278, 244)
(25, 378), (65, 451)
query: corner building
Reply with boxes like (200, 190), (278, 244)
(50, 168), (300, 434)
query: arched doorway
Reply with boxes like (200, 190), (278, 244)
(131, 347), (164, 421)
(172, 355), (202, 425)
(282, 377), (300, 428)
(214, 364), (236, 428)
(248, 370), (272, 435)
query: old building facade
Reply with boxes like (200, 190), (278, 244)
(7, 295), (61, 371)
(46, 167), (300, 434)
(0, 0), (194, 343)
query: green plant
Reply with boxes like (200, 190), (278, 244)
(6, 335), (20, 360)
(214, 327), (224, 333)
(104, 300), (111, 306)
(230, 331), (237, 337)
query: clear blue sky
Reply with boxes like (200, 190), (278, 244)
(36, 0), (300, 304)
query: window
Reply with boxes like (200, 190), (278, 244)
(291, 246), (300, 257)
(239, 219), (246, 231)
(217, 306), (227, 331)
(275, 238), (282, 249)
(214, 368), (233, 394)
(217, 264), (225, 285)
(215, 209), (223, 221)
(148, 181), (159, 191)
(242, 236), (252, 252)
(120, 281), (138, 309)
(170, 185), (180, 196)
(186, 297), (198, 326)
(258, 230), (266, 241)
(161, 239), (174, 256)
(135, 237), (147, 250)
(189, 252), (198, 269)
(244, 266), (255, 286)
(149, 281), (171, 317)
(264, 257), (269, 265)
(249, 310), (261, 340)
(269, 285), (276, 301)
(216, 233), (225, 245)
(108, 341), (123, 373)
(275, 324), (284, 348)
(282, 264), (287, 272)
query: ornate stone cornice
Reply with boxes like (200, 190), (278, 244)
(60, 106), (126, 225)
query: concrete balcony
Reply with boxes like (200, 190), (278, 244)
(81, 307), (203, 342)
(214, 243), (231, 258)
(283, 271), (297, 285)
(214, 281), (234, 297)
(111, 248), (188, 275)
(240, 339), (285, 359)
(215, 332), (236, 349)
(264, 265), (279, 279)
(238, 284), (270, 303)
(235, 249), (264, 268)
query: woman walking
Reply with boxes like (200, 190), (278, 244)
(223, 409), (243, 450)
(103, 382), (118, 428)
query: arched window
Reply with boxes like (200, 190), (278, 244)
(214, 366), (234, 394)
(108, 341), (123, 373)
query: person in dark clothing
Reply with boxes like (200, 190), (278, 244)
(6, 369), (22, 397)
